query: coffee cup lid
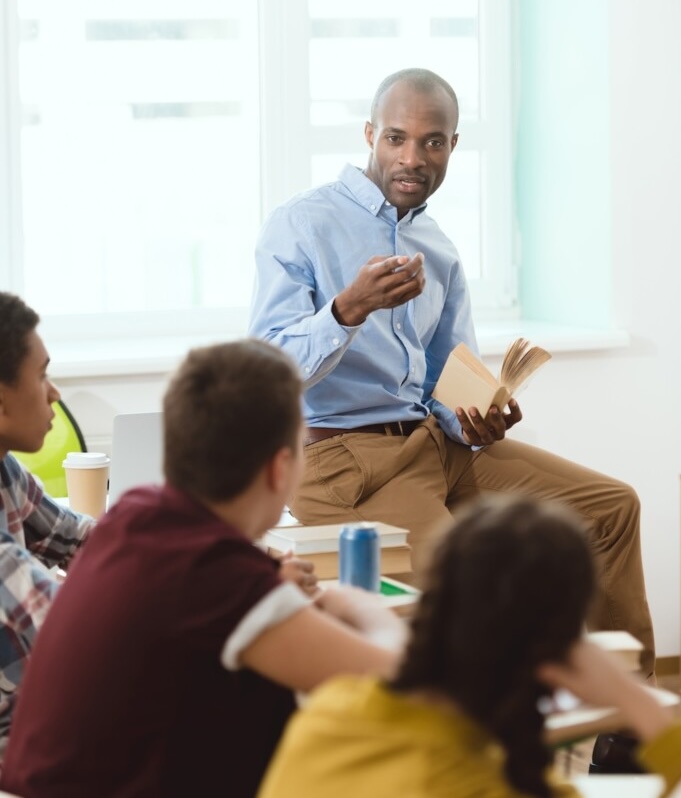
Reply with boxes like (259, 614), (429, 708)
(62, 452), (111, 469)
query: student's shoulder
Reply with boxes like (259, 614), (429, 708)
(1, 452), (29, 486)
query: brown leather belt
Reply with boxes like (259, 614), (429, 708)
(304, 419), (424, 446)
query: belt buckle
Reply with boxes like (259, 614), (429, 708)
(385, 420), (404, 436)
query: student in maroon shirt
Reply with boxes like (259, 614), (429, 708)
(1, 340), (405, 798)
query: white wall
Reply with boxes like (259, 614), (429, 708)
(55, 0), (681, 657)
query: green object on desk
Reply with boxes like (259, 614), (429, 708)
(380, 579), (414, 597)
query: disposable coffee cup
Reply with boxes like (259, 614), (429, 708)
(62, 452), (110, 518)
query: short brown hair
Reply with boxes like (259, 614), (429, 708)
(163, 339), (302, 502)
(0, 292), (40, 385)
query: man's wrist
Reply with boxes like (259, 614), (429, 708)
(332, 295), (366, 327)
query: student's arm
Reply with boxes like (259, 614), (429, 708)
(249, 206), (362, 388)
(225, 586), (405, 693)
(0, 533), (59, 688)
(538, 640), (681, 793)
(7, 455), (94, 568)
(538, 640), (673, 742)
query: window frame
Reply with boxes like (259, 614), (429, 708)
(0, 0), (516, 354)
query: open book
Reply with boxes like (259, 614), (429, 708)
(433, 338), (551, 419)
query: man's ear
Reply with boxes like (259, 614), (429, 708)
(364, 120), (375, 149)
(266, 446), (294, 495)
(450, 132), (459, 153)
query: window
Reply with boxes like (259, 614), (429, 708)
(0, 0), (513, 350)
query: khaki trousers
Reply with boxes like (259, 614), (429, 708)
(290, 417), (656, 677)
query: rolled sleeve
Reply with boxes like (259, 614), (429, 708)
(220, 582), (310, 671)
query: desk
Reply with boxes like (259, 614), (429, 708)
(570, 775), (665, 797)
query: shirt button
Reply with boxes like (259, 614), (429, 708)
(396, 323), (402, 330)
(411, 366), (415, 373)
(304, 366), (311, 373)
(370, 204), (376, 211)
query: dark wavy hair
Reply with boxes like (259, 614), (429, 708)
(0, 292), (40, 385)
(391, 498), (595, 798)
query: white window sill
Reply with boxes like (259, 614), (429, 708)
(48, 322), (630, 381)
(476, 321), (630, 357)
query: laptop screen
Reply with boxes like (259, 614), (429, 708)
(108, 412), (164, 505)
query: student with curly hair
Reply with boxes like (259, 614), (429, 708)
(258, 498), (681, 798)
(0, 292), (94, 764)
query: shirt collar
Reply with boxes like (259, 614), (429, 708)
(339, 163), (428, 221)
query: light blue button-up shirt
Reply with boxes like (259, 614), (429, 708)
(249, 164), (479, 443)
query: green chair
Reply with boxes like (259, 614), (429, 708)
(13, 400), (87, 498)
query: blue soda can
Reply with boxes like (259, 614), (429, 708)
(339, 523), (380, 592)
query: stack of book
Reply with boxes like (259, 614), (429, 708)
(587, 630), (643, 671)
(262, 521), (412, 579)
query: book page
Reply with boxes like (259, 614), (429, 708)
(499, 338), (552, 395)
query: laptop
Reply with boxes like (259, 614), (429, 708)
(109, 412), (164, 505)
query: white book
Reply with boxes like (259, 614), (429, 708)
(587, 630), (643, 671)
(262, 522), (409, 555)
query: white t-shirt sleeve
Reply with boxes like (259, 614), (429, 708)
(220, 581), (310, 671)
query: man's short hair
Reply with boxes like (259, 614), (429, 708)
(370, 67), (459, 125)
(0, 292), (40, 385)
(163, 339), (302, 503)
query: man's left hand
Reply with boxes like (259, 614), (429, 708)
(456, 399), (523, 447)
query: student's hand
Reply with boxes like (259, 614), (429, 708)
(537, 639), (673, 743)
(457, 399), (522, 446)
(277, 551), (318, 597)
(332, 253), (425, 326)
(315, 586), (407, 651)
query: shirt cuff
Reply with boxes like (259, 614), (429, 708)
(220, 582), (310, 671)
(428, 398), (472, 447)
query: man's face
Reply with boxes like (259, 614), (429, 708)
(364, 82), (459, 219)
(0, 330), (60, 456)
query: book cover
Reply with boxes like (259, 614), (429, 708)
(267, 545), (412, 580)
(433, 338), (551, 419)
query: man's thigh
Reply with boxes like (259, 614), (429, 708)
(444, 436), (632, 523)
(290, 421), (459, 573)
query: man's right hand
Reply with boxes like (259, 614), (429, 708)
(332, 253), (425, 327)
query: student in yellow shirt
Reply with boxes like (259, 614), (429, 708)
(258, 498), (681, 798)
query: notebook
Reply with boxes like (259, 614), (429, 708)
(108, 412), (164, 505)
